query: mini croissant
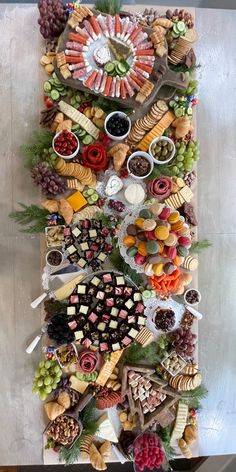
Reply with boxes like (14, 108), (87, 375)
(41, 199), (59, 213)
(184, 424), (198, 445)
(57, 391), (71, 409)
(99, 441), (111, 462)
(44, 401), (65, 421)
(89, 443), (107, 471)
(108, 143), (130, 172)
(58, 199), (73, 225)
(178, 438), (192, 458)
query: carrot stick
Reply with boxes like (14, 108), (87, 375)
(103, 75), (112, 96)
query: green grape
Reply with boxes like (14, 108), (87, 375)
(40, 368), (47, 376)
(45, 360), (52, 369)
(39, 392), (47, 402)
(34, 369), (41, 379)
(177, 162), (184, 169)
(32, 386), (39, 394)
(37, 379), (44, 387)
(185, 165), (192, 172)
(175, 142), (181, 149)
(52, 382), (58, 390)
(44, 376), (52, 386)
(178, 148), (185, 155)
(45, 385), (52, 394)
(53, 365), (61, 374)
(56, 377), (61, 383)
(39, 360), (45, 368)
(179, 172), (184, 178)
(176, 154), (184, 162)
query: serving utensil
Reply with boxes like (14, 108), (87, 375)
(26, 323), (47, 354)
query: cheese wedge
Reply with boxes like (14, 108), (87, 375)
(95, 413), (118, 443)
(69, 375), (89, 394)
(54, 273), (85, 300)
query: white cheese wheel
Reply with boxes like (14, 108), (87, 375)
(124, 183), (145, 205)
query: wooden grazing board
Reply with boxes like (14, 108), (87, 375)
(55, 9), (189, 119)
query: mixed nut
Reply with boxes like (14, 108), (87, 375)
(46, 414), (80, 446)
(46, 226), (65, 247)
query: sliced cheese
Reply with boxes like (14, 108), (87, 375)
(96, 350), (124, 386)
(95, 413), (118, 443)
(53, 273), (85, 300)
(69, 375), (89, 394)
(59, 100), (99, 139)
(137, 111), (175, 151)
(170, 401), (188, 445)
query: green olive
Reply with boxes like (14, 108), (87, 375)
(162, 148), (168, 157)
(161, 140), (168, 147)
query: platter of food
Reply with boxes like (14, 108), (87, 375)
(10, 0), (210, 468)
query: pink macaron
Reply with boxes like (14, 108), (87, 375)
(159, 207), (171, 220)
(144, 230), (157, 241)
(178, 236), (191, 248)
(166, 246), (177, 260)
(134, 254), (147, 265)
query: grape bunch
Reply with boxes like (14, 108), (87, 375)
(31, 162), (67, 196)
(170, 327), (197, 359)
(177, 80), (198, 97)
(38, 0), (68, 40)
(32, 359), (62, 401)
(166, 140), (199, 178)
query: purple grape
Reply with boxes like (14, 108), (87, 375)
(37, 0), (68, 40)
(31, 162), (67, 196)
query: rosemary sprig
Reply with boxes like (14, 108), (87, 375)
(21, 130), (53, 168)
(9, 203), (50, 233)
(181, 384), (208, 410)
(190, 239), (212, 253)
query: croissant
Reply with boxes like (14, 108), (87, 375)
(178, 438), (192, 458)
(89, 443), (107, 471)
(44, 401), (65, 421)
(108, 143), (129, 171)
(172, 116), (193, 139)
(56, 119), (72, 133)
(58, 199), (73, 225)
(41, 199), (59, 213)
(184, 424), (198, 445)
(99, 441), (111, 462)
(57, 391), (71, 409)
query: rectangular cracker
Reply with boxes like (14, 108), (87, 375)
(58, 100), (99, 139)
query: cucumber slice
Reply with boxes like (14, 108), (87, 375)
(76, 129), (86, 138)
(120, 60), (130, 72)
(75, 94), (82, 103)
(174, 107), (183, 118)
(169, 100), (176, 108)
(87, 188), (95, 196)
(84, 92), (90, 98)
(90, 193), (99, 202)
(116, 63), (127, 75)
(72, 124), (81, 131)
(172, 30), (180, 38)
(70, 97), (77, 106)
(53, 77), (62, 85)
(104, 62), (115, 74)
(50, 89), (60, 101)
(83, 190), (89, 198)
(60, 90), (67, 96)
(67, 89), (73, 98)
(52, 72), (57, 80)
(176, 21), (186, 32)
(44, 81), (52, 93)
(82, 135), (93, 145)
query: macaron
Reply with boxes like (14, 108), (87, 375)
(139, 209), (152, 219)
(168, 211), (180, 224)
(146, 240), (160, 255)
(138, 241), (148, 256)
(164, 233), (178, 247)
(178, 236), (191, 248)
(145, 230), (157, 241)
(177, 245), (189, 257)
(166, 246), (177, 260)
(134, 254), (147, 265)
(171, 220), (184, 231)
(144, 262), (153, 276)
(142, 219), (157, 231)
(123, 235), (136, 248)
(137, 231), (147, 241)
(127, 246), (138, 257)
(126, 224), (137, 236)
(178, 223), (191, 237)
(153, 262), (164, 275)
(159, 207), (171, 220)
(173, 255), (184, 266)
(150, 202), (164, 217)
(163, 262), (176, 274)
(155, 225), (170, 240)
(147, 254), (162, 264)
(135, 217), (145, 229)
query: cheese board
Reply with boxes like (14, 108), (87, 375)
(10, 0), (208, 468)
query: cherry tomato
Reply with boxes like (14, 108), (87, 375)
(44, 95), (54, 108)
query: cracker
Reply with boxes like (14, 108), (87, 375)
(56, 52), (66, 68)
(58, 100), (99, 139)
